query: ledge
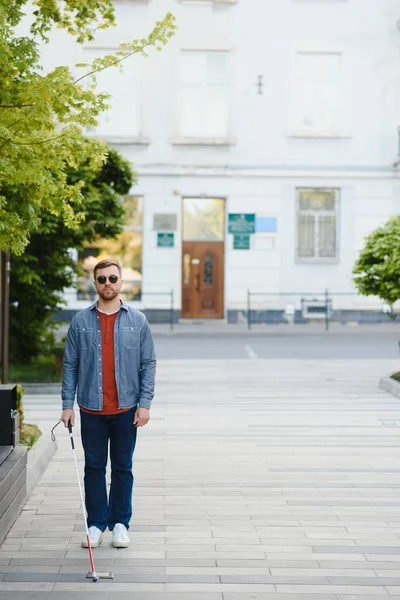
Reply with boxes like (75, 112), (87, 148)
(295, 258), (340, 265)
(88, 135), (150, 146)
(171, 137), (236, 146)
(26, 431), (58, 497)
(379, 376), (400, 399)
(286, 131), (352, 140)
(179, 0), (237, 4)
(0, 446), (27, 546)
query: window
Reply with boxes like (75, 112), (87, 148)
(179, 51), (229, 138)
(83, 48), (142, 137)
(296, 188), (339, 260)
(183, 198), (225, 241)
(290, 52), (342, 135)
(77, 196), (143, 301)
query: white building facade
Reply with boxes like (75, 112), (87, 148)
(44, 0), (400, 323)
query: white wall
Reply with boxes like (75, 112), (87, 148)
(23, 0), (400, 312)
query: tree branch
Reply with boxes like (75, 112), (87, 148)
(73, 48), (140, 86)
(0, 104), (35, 108)
(0, 133), (67, 146)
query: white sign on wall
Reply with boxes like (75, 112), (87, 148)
(153, 214), (178, 232)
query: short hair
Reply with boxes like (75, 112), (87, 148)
(93, 259), (122, 280)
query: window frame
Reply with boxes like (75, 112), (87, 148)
(287, 50), (348, 139)
(75, 195), (145, 305)
(177, 49), (232, 142)
(295, 187), (340, 263)
(82, 47), (145, 142)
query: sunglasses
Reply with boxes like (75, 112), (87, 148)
(96, 275), (119, 284)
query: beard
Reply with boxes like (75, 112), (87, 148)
(98, 288), (120, 302)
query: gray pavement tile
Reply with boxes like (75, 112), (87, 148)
(8, 360), (400, 597)
(108, 595), (223, 600)
(276, 584), (390, 594)
(221, 574), (329, 583)
(53, 583), (165, 591)
(9, 558), (111, 567)
(336, 597), (398, 600)
(269, 568), (377, 577)
(113, 559), (216, 567)
(58, 565), (165, 574)
(0, 559), (10, 566)
(0, 552), (66, 559)
(217, 559), (319, 568)
(315, 546), (400, 554)
(4, 572), (221, 583)
(165, 583), (276, 592)
(0, 595), (99, 600)
(3, 573), (86, 583)
(0, 566), (59, 573)
(222, 595), (337, 600)
(0, 583), (55, 591)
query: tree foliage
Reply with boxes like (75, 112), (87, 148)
(9, 146), (134, 362)
(353, 216), (400, 318)
(0, 0), (176, 254)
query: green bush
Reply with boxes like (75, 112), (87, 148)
(8, 355), (62, 383)
(16, 383), (24, 430)
(353, 215), (400, 319)
(15, 384), (42, 449)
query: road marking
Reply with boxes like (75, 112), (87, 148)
(245, 344), (258, 359)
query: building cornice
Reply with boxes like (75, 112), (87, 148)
(134, 165), (399, 179)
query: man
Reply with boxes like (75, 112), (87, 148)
(61, 259), (156, 549)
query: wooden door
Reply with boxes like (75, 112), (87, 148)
(181, 242), (224, 318)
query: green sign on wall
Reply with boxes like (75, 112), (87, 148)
(157, 233), (174, 247)
(228, 213), (256, 234)
(233, 234), (251, 250)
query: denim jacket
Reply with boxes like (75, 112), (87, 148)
(61, 302), (156, 412)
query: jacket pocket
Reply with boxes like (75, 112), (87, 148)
(77, 327), (92, 351)
(123, 327), (141, 349)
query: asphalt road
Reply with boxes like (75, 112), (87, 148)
(152, 328), (400, 360)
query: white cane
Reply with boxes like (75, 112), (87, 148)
(67, 420), (114, 582)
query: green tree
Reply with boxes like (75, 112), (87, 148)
(9, 146), (134, 362)
(0, 1), (176, 254)
(353, 215), (400, 319)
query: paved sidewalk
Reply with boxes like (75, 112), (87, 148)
(1, 358), (400, 599)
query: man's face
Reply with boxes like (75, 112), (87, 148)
(94, 266), (123, 302)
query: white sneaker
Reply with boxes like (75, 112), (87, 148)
(112, 523), (130, 548)
(82, 526), (103, 548)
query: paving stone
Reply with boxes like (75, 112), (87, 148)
(53, 582), (165, 591)
(223, 595), (336, 600)
(107, 595), (223, 600)
(0, 583), (55, 591)
(0, 594), (109, 600)
(4, 359), (400, 599)
(276, 584), (390, 594)
(165, 583), (276, 592)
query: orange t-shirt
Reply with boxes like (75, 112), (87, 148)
(81, 309), (130, 416)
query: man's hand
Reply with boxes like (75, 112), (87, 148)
(134, 407), (150, 428)
(61, 409), (75, 428)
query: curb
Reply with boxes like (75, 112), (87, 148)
(379, 376), (400, 399)
(26, 431), (58, 497)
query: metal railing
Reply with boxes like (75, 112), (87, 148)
(246, 290), (394, 330)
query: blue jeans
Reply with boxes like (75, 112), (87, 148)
(80, 408), (137, 531)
